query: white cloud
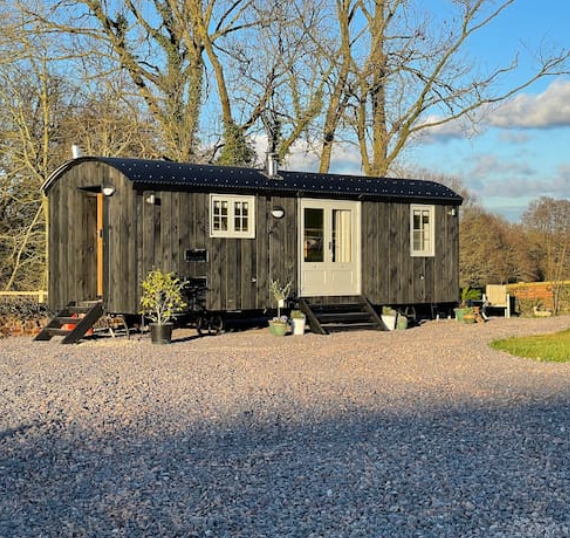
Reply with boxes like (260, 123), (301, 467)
(327, 145), (363, 175)
(498, 130), (530, 144)
(254, 134), (362, 174)
(282, 143), (320, 172)
(489, 78), (570, 128)
(403, 77), (570, 145)
(468, 156), (570, 204)
(413, 115), (478, 144)
(470, 153), (535, 181)
(557, 163), (570, 177)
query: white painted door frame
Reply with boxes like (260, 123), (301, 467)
(298, 199), (361, 297)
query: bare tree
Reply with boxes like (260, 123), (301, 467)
(522, 197), (570, 314)
(29, 0), (207, 161)
(459, 205), (520, 288)
(502, 221), (540, 284)
(522, 197), (570, 284)
(410, 168), (479, 208)
(25, 0), (271, 164)
(227, 0), (331, 166)
(0, 6), (64, 291)
(60, 65), (162, 159)
(314, 0), (356, 173)
(0, 2), (164, 291)
(322, 0), (570, 176)
(20, 0), (570, 174)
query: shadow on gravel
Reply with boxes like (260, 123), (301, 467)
(2, 397), (570, 538)
(0, 422), (45, 442)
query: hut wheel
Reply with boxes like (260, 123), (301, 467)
(197, 314), (224, 336)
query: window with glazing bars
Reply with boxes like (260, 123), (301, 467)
(411, 205), (434, 256)
(210, 195), (255, 238)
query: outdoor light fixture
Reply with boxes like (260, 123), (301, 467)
(447, 207), (457, 216)
(145, 193), (156, 205)
(102, 185), (116, 197)
(271, 206), (285, 219)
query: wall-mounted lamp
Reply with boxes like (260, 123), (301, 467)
(271, 206), (285, 219)
(447, 207), (457, 216)
(145, 193), (156, 205)
(102, 185), (116, 197)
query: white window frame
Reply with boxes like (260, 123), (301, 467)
(210, 194), (255, 238)
(410, 204), (435, 257)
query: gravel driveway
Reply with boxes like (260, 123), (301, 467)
(2, 316), (570, 538)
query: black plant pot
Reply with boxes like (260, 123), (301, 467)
(150, 323), (173, 344)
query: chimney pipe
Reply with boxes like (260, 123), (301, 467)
(71, 145), (81, 159)
(266, 152), (279, 178)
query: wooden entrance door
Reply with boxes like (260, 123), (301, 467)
(96, 193), (104, 297)
(299, 199), (361, 296)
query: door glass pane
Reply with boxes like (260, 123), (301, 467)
(332, 209), (351, 263)
(304, 208), (324, 262)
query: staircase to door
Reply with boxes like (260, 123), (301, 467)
(34, 301), (103, 344)
(298, 296), (384, 335)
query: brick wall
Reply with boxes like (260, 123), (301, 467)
(0, 297), (49, 338)
(506, 281), (570, 315)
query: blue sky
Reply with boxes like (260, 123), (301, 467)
(411, 0), (570, 222)
(282, 0), (570, 223)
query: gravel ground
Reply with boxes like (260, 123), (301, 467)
(2, 316), (570, 538)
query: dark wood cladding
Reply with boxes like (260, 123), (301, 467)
(47, 159), (459, 315)
(48, 161), (138, 313)
(48, 164), (100, 310)
(361, 201), (459, 305)
(149, 191), (298, 312)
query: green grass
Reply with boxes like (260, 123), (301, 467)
(490, 328), (570, 362)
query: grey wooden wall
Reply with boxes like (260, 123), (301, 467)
(47, 160), (459, 315)
(136, 190), (298, 312)
(361, 201), (459, 305)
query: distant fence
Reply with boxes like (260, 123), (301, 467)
(0, 291), (48, 303)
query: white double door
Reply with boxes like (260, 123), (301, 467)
(299, 199), (361, 297)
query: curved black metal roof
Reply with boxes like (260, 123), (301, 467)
(44, 157), (463, 204)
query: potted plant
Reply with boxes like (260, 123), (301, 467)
(396, 313), (408, 330)
(268, 279), (292, 336)
(381, 306), (397, 331)
(463, 306), (476, 324)
(455, 286), (481, 322)
(140, 269), (186, 344)
(290, 309), (306, 335)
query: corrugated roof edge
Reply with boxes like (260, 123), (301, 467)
(42, 156), (463, 204)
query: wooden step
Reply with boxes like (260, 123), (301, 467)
(308, 303), (364, 313)
(316, 311), (372, 323)
(57, 316), (83, 325)
(43, 328), (71, 337)
(325, 322), (380, 332)
(298, 296), (384, 335)
(34, 301), (103, 344)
